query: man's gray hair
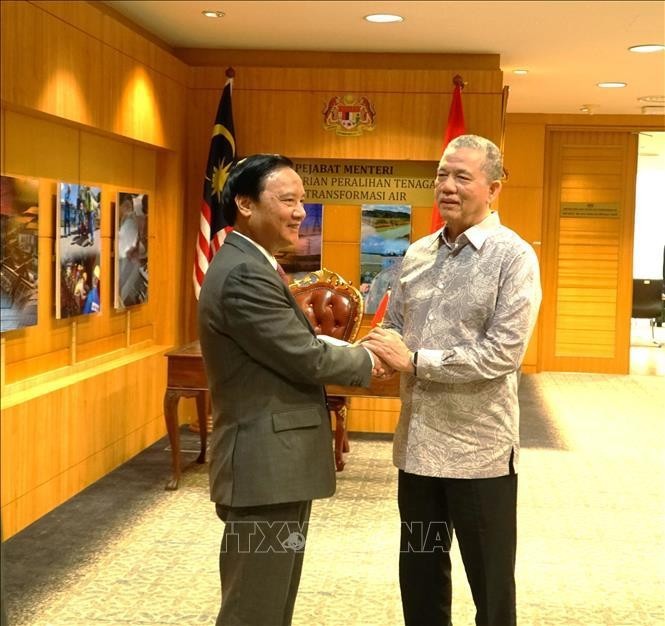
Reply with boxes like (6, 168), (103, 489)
(445, 135), (503, 182)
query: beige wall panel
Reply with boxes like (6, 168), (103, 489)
(323, 204), (361, 243)
(349, 397), (401, 412)
(184, 50), (499, 72)
(411, 205), (434, 242)
(496, 187), (543, 243)
(76, 333), (127, 363)
(38, 181), (55, 238)
(80, 131), (134, 186)
(133, 145), (157, 190)
(1, 2), (185, 150)
(30, 0), (104, 41)
(231, 90), (502, 160)
(128, 300), (155, 331)
(4, 110), (79, 181)
(347, 409), (399, 434)
(191, 66), (502, 93)
(503, 123), (546, 187)
(321, 242), (360, 287)
(1, 1), (186, 535)
(1, 2), (103, 128)
(98, 9), (188, 85)
(100, 45), (165, 148)
(0, 107), (5, 172)
(129, 324), (155, 345)
(153, 151), (186, 346)
(1, 351), (167, 538)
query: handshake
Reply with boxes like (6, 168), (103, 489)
(356, 327), (415, 379)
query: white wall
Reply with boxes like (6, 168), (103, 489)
(633, 132), (665, 279)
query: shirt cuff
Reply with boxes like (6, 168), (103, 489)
(361, 346), (375, 369)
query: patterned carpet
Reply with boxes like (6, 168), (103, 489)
(2, 372), (664, 626)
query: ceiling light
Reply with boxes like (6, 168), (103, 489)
(512, 69), (528, 75)
(628, 44), (665, 53)
(364, 14), (403, 23)
(202, 10), (225, 18)
(638, 95), (665, 103)
(597, 82), (627, 88)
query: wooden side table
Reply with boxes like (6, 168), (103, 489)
(163, 341), (209, 490)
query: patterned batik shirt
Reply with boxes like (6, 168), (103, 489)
(384, 211), (542, 479)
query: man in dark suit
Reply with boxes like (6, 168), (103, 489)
(198, 154), (382, 626)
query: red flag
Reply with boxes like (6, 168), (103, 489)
(371, 79), (466, 326)
(193, 69), (237, 299)
(430, 78), (466, 233)
(370, 288), (390, 328)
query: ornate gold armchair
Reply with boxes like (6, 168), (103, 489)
(289, 268), (364, 471)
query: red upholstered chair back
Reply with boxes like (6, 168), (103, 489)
(289, 268), (363, 343)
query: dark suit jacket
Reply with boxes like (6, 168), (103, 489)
(198, 232), (372, 507)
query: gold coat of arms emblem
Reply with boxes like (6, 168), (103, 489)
(322, 95), (376, 136)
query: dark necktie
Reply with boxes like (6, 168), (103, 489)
(276, 264), (291, 286)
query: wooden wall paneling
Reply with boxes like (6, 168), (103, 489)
(540, 129), (636, 373)
(501, 119), (547, 371)
(153, 148), (185, 347)
(2, 2), (186, 151)
(80, 131), (134, 186)
(347, 397), (400, 434)
(132, 145), (157, 190)
(410, 205), (434, 242)
(2, 176), (73, 383)
(1, 2), (103, 129)
(183, 62), (504, 339)
(1, 349), (168, 539)
(321, 242), (361, 288)
(1, 1), (189, 536)
(4, 110), (80, 182)
(180, 49), (499, 72)
(322, 204), (361, 242)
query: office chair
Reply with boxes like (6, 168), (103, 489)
(631, 278), (664, 346)
(290, 268), (364, 470)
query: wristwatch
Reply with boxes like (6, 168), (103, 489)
(410, 350), (418, 375)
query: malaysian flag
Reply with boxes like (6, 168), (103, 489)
(193, 68), (236, 299)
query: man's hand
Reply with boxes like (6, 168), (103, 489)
(366, 347), (395, 379)
(360, 327), (414, 374)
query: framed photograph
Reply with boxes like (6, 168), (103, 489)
(360, 203), (411, 314)
(114, 191), (148, 309)
(55, 182), (101, 318)
(0, 175), (39, 332)
(275, 203), (323, 281)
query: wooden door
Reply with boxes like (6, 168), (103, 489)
(540, 129), (637, 373)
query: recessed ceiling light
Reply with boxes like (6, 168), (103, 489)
(638, 95), (665, 103)
(364, 14), (403, 23)
(597, 82), (627, 88)
(628, 44), (665, 53)
(202, 10), (225, 18)
(512, 69), (528, 75)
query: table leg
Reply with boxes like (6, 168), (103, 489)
(164, 390), (181, 490)
(195, 391), (208, 464)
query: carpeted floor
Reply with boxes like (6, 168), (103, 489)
(2, 372), (664, 625)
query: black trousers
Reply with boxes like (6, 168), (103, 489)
(215, 500), (312, 626)
(398, 470), (518, 626)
